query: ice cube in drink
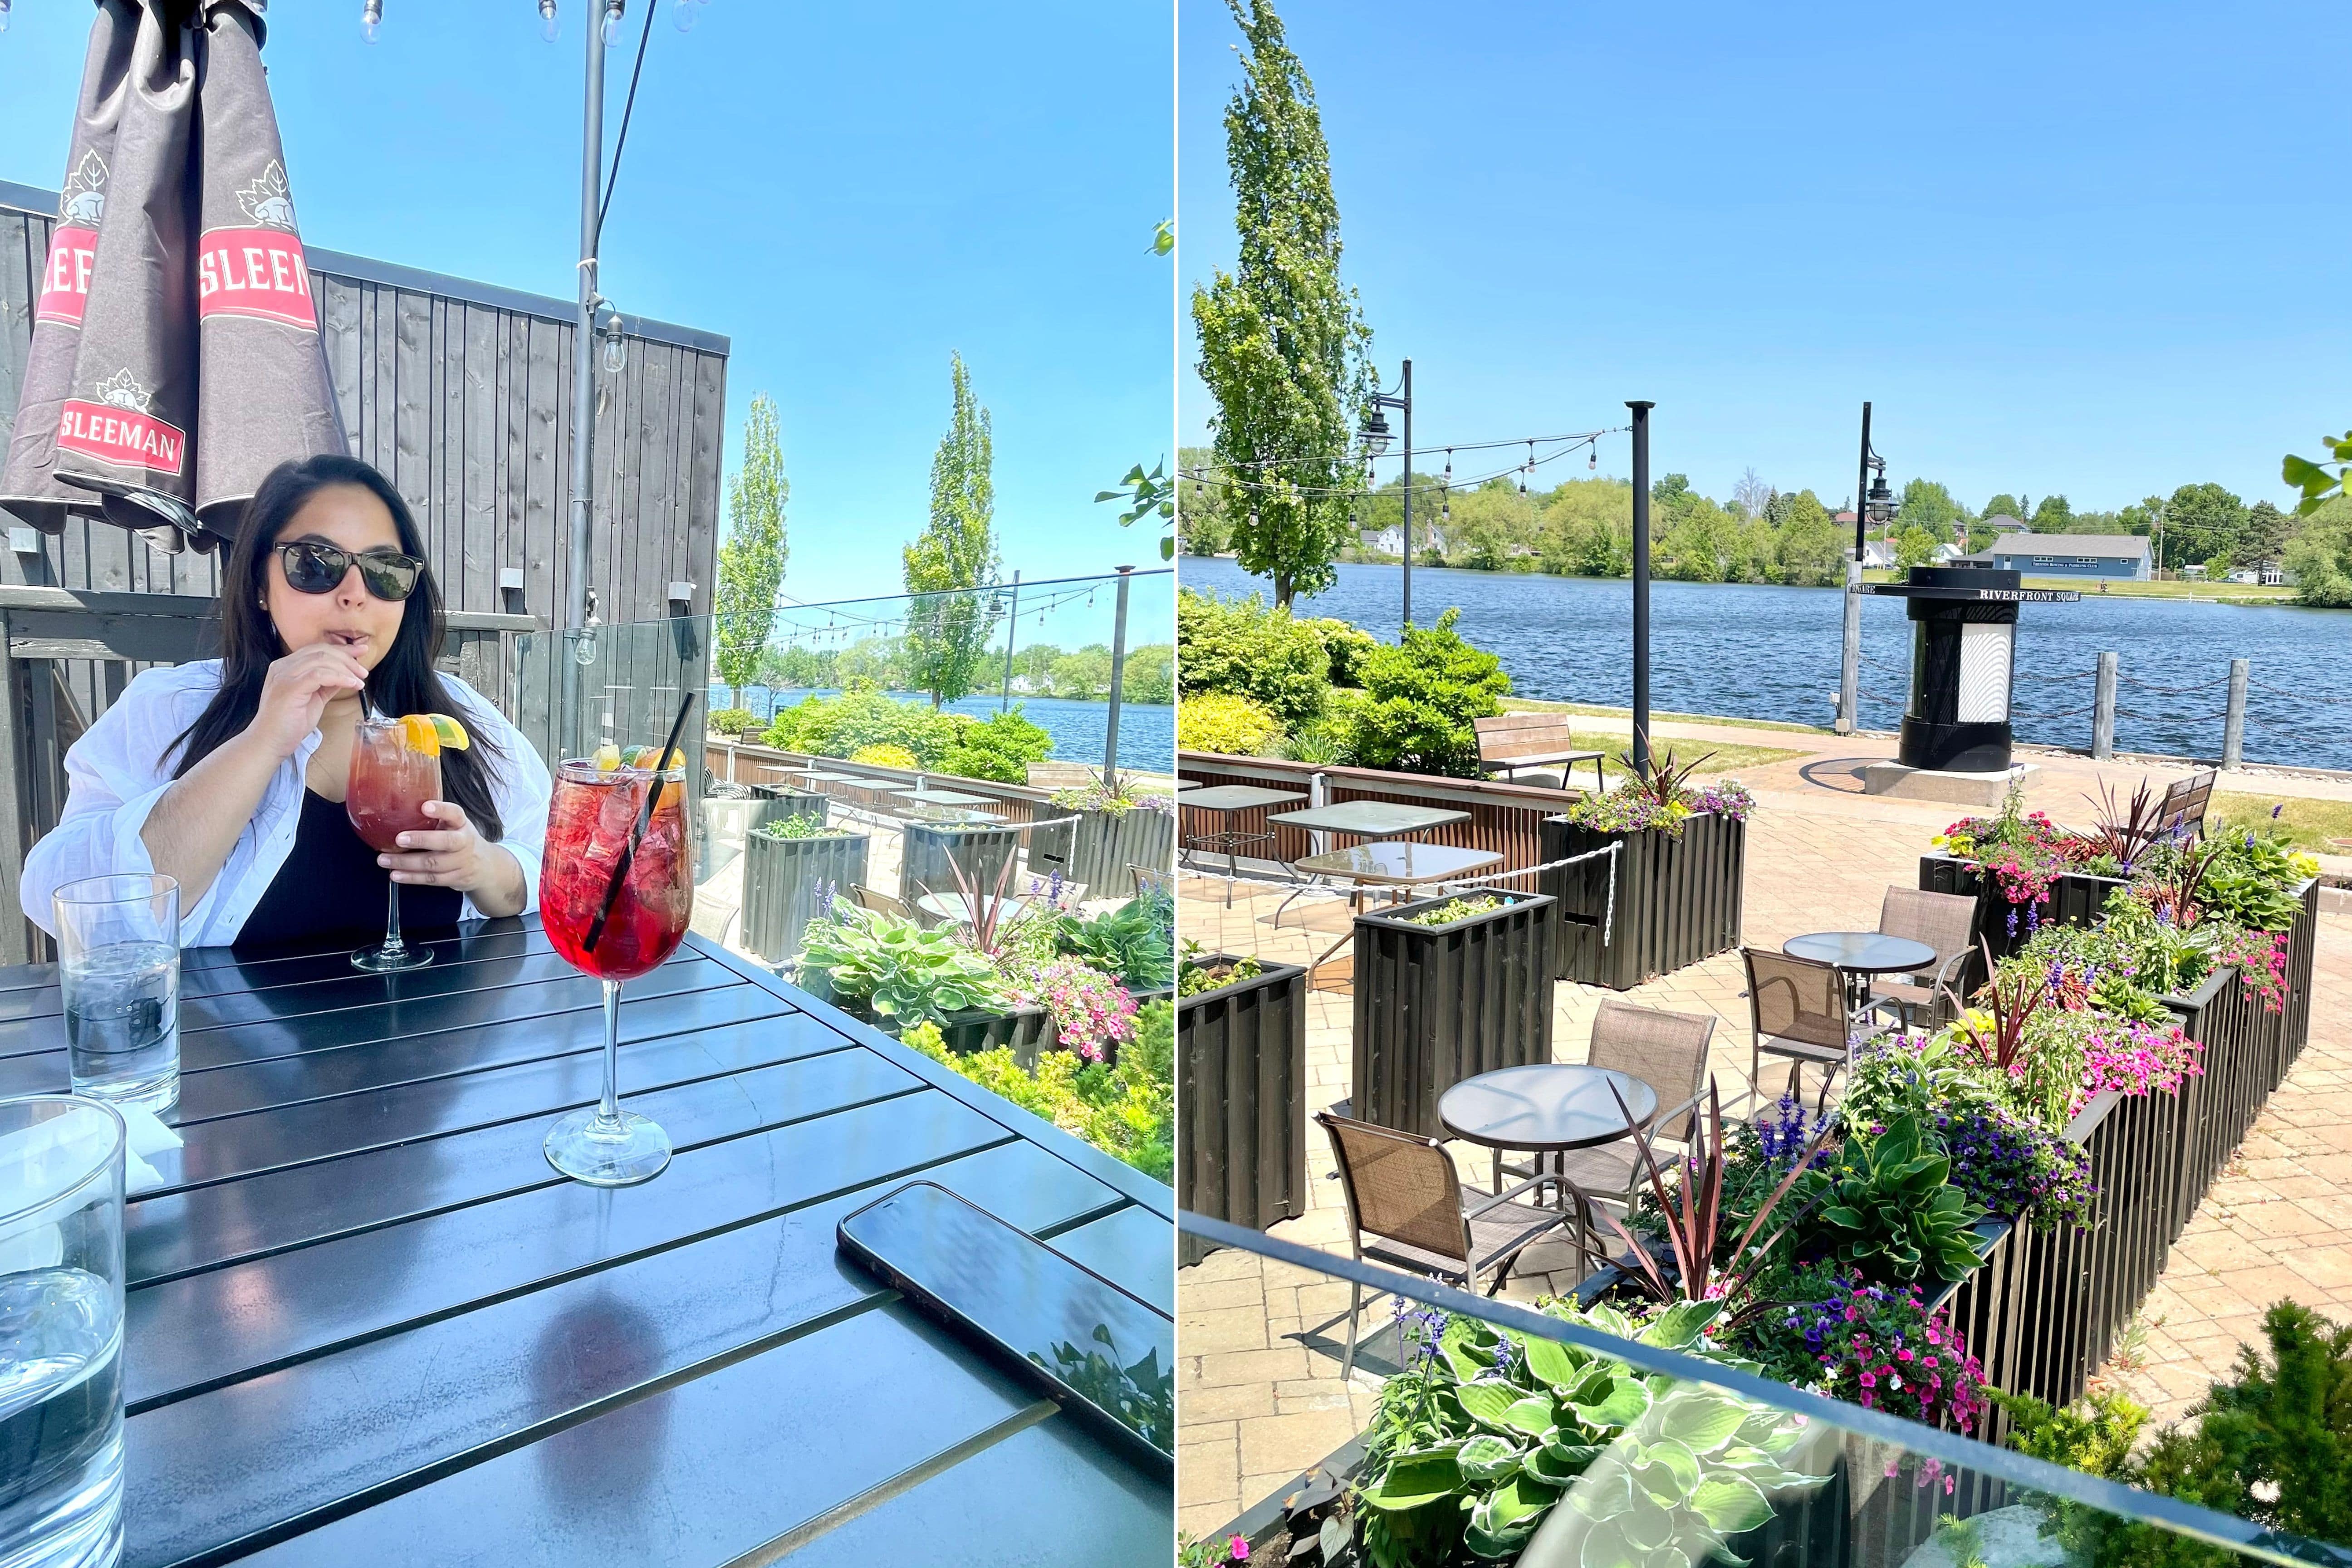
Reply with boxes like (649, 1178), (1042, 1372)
(0, 1267), (124, 1568)
(60, 941), (179, 1115)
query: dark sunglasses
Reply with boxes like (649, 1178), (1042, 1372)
(274, 541), (425, 602)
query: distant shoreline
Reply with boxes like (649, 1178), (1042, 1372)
(1184, 552), (2320, 609)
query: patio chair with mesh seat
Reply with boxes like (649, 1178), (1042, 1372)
(851, 884), (913, 921)
(1490, 996), (1714, 1212)
(1317, 1110), (1582, 1378)
(1868, 886), (1980, 1029)
(1743, 947), (1851, 1109)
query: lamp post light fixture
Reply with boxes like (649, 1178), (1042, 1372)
(1837, 403), (1896, 736)
(1357, 360), (1413, 636)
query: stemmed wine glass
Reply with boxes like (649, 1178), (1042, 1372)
(539, 754), (695, 1185)
(348, 717), (441, 972)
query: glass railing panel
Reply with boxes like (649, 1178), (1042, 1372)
(1175, 1214), (2352, 1568)
(509, 574), (1176, 983)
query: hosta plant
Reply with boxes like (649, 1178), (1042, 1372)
(1354, 1298), (1833, 1567)
(1799, 1114), (1988, 1287)
(798, 906), (1011, 1029)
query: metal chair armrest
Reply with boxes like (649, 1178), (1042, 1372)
(1466, 1171), (1562, 1218)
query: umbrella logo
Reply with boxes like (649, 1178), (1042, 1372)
(57, 368), (186, 477)
(93, 369), (155, 416)
(236, 162), (299, 233)
(59, 149), (108, 227)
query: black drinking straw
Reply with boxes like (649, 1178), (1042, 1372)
(583, 691), (696, 953)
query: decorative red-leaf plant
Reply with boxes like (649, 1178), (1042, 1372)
(1592, 1076), (1838, 1306)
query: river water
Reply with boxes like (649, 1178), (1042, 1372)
(710, 686), (1175, 774)
(1183, 557), (2352, 772)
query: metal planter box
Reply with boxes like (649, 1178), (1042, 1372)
(1539, 813), (1745, 990)
(739, 828), (870, 967)
(1917, 852), (2125, 987)
(1031, 805), (1176, 896)
(826, 985), (1058, 1068)
(1352, 891), (1557, 1139)
(902, 820), (1023, 904)
(1178, 955), (1308, 1267)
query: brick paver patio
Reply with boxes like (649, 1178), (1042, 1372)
(1174, 730), (2352, 1541)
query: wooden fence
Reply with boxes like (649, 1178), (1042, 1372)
(1177, 751), (1576, 876)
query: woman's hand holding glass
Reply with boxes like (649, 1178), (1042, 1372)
(377, 799), (523, 910)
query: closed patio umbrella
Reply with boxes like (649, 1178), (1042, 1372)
(0, 0), (345, 554)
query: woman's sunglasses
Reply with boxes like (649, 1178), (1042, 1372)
(274, 541), (425, 602)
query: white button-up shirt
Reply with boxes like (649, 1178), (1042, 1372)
(21, 660), (552, 946)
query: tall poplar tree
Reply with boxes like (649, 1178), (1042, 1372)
(712, 393), (788, 710)
(1191, 0), (1370, 608)
(902, 353), (1002, 707)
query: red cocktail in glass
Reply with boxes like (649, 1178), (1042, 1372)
(348, 718), (442, 971)
(540, 757), (694, 1185)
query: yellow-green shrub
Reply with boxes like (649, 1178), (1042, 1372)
(1177, 691), (1282, 756)
(849, 742), (920, 769)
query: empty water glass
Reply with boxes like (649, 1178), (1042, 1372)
(0, 1095), (127, 1568)
(52, 876), (181, 1116)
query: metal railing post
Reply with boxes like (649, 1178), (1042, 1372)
(2222, 658), (2249, 769)
(2092, 652), (2117, 761)
(1102, 566), (1132, 784)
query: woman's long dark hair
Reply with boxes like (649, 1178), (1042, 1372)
(171, 453), (509, 842)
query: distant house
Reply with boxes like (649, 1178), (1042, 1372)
(1931, 541), (1963, 564)
(1860, 537), (1897, 569)
(1957, 534), (2152, 580)
(1982, 514), (2030, 535)
(1357, 523), (1448, 556)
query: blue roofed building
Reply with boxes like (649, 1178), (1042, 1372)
(1956, 533), (2152, 581)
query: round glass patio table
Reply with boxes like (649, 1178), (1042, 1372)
(1438, 1064), (1657, 1201)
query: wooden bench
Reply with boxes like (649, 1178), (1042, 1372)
(1474, 713), (1609, 793)
(2160, 768), (2216, 837)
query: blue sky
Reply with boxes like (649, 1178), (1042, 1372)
(0, 0), (1174, 605)
(1180, 0), (2352, 517)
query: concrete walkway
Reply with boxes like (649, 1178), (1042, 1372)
(1173, 735), (2352, 1540)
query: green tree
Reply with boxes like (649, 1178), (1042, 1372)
(1775, 490), (1844, 586)
(1190, 0), (1371, 607)
(1122, 644), (1176, 705)
(1981, 492), (2027, 524)
(1895, 478), (1965, 542)
(1895, 524), (1940, 570)
(711, 393), (789, 710)
(1049, 645), (1117, 701)
(2030, 494), (2074, 532)
(2285, 497), (2352, 606)
(1177, 445), (1234, 556)
(2239, 499), (2296, 570)
(902, 353), (1004, 707)
(2159, 482), (2249, 573)
(1540, 477), (1633, 578)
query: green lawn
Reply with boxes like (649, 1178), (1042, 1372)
(1486, 719), (1806, 784)
(2210, 791), (2352, 856)
(1499, 695), (1831, 737)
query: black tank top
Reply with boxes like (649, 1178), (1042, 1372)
(236, 788), (462, 951)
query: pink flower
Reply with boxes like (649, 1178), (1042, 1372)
(1230, 1535), (1250, 1561)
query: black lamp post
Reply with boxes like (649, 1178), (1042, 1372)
(1358, 360), (1412, 637)
(1838, 402), (1896, 736)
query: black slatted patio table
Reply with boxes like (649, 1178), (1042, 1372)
(0, 917), (1173, 1567)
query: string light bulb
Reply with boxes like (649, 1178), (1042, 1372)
(360, 0), (382, 42)
(538, 0), (560, 40)
(601, 0), (624, 45)
(1443, 449), (1452, 483)
(1589, 447), (1598, 472)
